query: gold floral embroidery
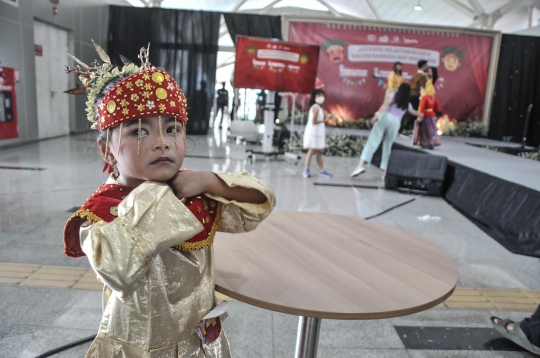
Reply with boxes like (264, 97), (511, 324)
(176, 203), (222, 251)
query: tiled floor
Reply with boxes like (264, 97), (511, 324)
(0, 128), (539, 357)
(2, 262), (540, 312)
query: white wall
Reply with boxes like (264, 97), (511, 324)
(0, 0), (131, 148)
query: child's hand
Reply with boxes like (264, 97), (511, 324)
(167, 171), (212, 199)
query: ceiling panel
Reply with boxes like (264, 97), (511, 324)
(150, 0), (535, 33)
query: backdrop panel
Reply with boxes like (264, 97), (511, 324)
(289, 22), (493, 122)
(234, 36), (320, 93)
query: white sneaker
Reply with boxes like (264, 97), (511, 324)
(350, 167), (366, 177)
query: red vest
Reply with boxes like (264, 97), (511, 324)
(63, 182), (221, 258)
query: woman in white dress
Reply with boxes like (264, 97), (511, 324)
(303, 89), (332, 178)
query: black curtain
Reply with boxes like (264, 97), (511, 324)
(108, 6), (220, 134)
(489, 34), (540, 146)
(223, 13), (282, 44)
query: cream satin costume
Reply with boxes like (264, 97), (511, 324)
(80, 172), (275, 357)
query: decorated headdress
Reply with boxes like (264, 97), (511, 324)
(322, 39), (346, 51)
(441, 46), (464, 59)
(65, 41), (187, 173)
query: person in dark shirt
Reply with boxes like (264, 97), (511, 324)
(216, 82), (229, 129)
(400, 60), (428, 135)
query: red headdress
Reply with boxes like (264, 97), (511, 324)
(65, 43), (188, 173)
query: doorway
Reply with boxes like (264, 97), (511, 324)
(34, 21), (70, 139)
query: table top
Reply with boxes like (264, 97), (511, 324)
(214, 211), (457, 320)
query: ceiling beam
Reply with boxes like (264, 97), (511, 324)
(260, 0), (282, 14)
(365, 0), (381, 19)
(316, 0), (343, 17)
(467, 0), (485, 15)
(219, 28), (230, 39)
(217, 56), (236, 68)
(441, 0), (476, 18)
(232, 0), (249, 12)
(469, 0), (527, 28)
(147, 0), (163, 7)
(218, 46), (236, 53)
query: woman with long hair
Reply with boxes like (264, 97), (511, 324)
(351, 83), (423, 178)
(303, 88), (332, 178)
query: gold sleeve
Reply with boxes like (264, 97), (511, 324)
(204, 171), (276, 233)
(80, 181), (204, 298)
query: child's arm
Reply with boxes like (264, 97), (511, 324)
(169, 171), (269, 204)
(80, 182), (204, 297)
(169, 171), (276, 233)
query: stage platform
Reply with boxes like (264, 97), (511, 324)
(306, 126), (540, 257)
(392, 135), (540, 192)
(389, 134), (540, 258)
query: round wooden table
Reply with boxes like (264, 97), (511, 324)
(214, 211), (457, 358)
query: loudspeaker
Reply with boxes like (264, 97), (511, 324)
(385, 150), (447, 196)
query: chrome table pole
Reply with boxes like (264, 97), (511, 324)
(294, 316), (321, 358)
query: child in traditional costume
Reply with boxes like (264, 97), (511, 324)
(413, 80), (441, 149)
(63, 43), (275, 357)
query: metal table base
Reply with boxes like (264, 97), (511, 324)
(294, 317), (321, 358)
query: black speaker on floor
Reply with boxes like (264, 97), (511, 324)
(385, 150), (448, 196)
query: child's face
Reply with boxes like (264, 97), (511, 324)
(100, 116), (185, 187)
(442, 55), (461, 71)
(326, 45), (345, 63)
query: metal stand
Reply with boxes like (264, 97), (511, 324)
(294, 317), (321, 358)
(262, 91), (276, 153)
(521, 103), (533, 151)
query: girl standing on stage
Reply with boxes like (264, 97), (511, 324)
(350, 83), (423, 178)
(386, 61), (404, 99)
(413, 80), (442, 149)
(303, 88), (332, 178)
(63, 44), (275, 357)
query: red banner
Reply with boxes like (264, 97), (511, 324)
(289, 22), (494, 121)
(0, 67), (19, 140)
(233, 36), (320, 94)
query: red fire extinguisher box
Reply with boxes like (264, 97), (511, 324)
(0, 67), (19, 140)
